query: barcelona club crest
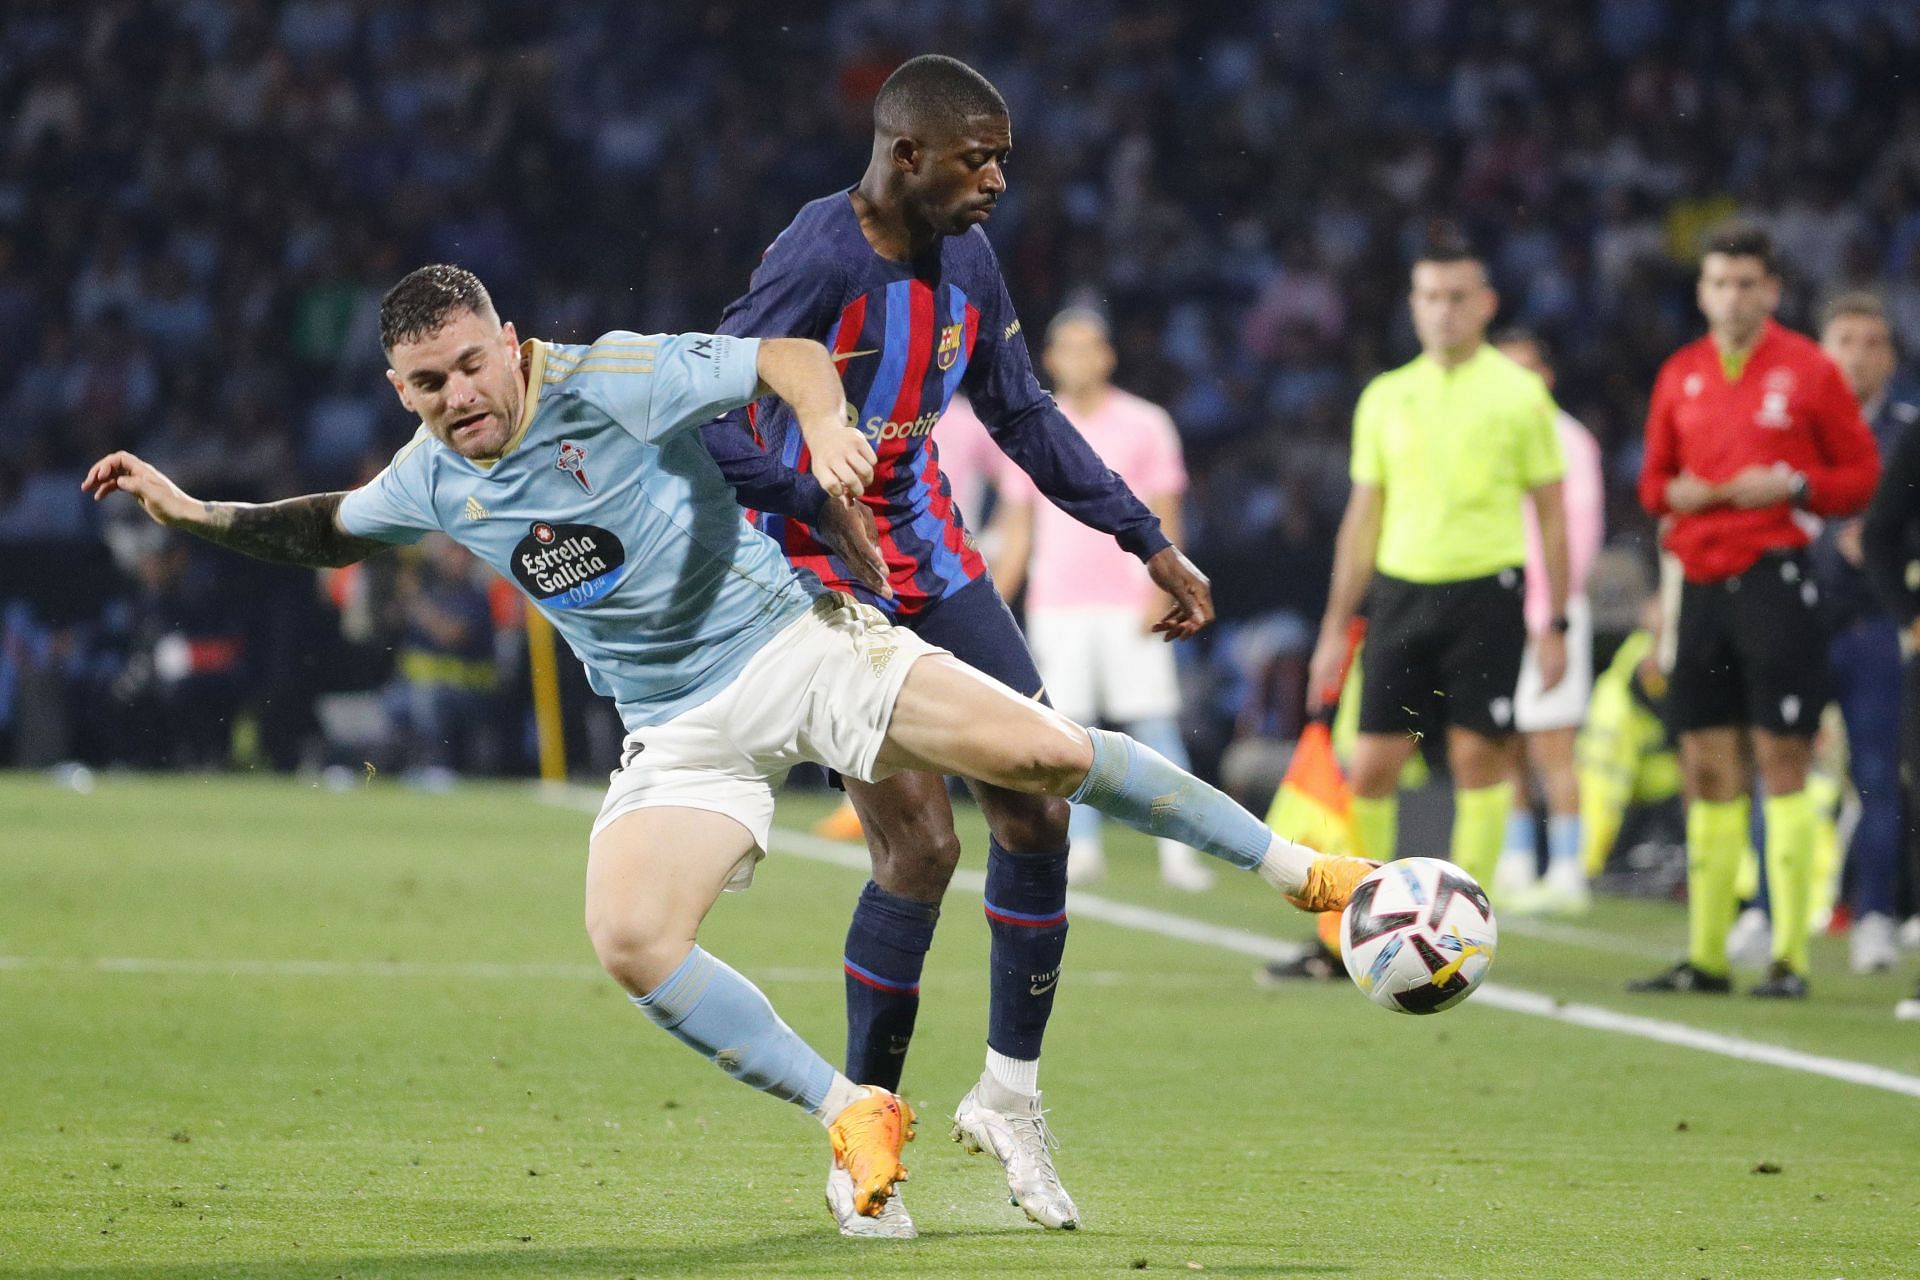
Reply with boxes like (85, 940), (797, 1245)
(935, 321), (964, 371)
(555, 440), (593, 494)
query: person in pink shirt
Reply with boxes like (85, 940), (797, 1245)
(924, 394), (1002, 539)
(977, 309), (1215, 890)
(1492, 329), (1607, 914)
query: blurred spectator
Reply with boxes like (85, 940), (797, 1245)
(103, 538), (249, 769)
(0, 432), (91, 541)
(381, 535), (502, 786)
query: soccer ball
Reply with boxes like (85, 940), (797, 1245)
(1339, 857), (1497, 1014)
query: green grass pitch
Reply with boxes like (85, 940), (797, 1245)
(2, 773), (1918, 1278)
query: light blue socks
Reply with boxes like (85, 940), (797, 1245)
(632, 946), (837, 1113)
(1504, 809), (1535, 863)
(1547, 813), (1582, 865)
(1068, 727), (1274, 872)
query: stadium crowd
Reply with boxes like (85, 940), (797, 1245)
(3, 0), (1919, 781)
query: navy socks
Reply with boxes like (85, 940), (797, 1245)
(983, 838), (1070, 1062)
(842, 881), (940, 1091)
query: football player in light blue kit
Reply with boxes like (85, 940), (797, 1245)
(84, 264), (1374, 1230)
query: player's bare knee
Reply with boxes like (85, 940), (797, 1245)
(585, 913), (686, 996)
(867, 803), (959, 861)
(1759, 761), (1810, 797)
(1753, 735), (1812, 796)
(872, 826), (961, 900)
(1684, 760), (1739, 803)
(1349, 736), (1411, 798)
(986, 792), (1070, 851)
(1349, 759), (1401, 799)
(1010, 723), (1094, 797)
(1448, 733), (1508, 788)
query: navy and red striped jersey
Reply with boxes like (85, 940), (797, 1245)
(702, 191), (1168, 619)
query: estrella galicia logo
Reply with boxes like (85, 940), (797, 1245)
(512, 521), (627, 610)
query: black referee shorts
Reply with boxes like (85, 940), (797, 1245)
(1667, 551), (1830, 737)
(1358, 568), (1527, 741)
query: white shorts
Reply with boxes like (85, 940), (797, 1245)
(1514, 595), (1594, 734)
(590, 594), (942, 887)
(1024, 605), (1181, 724)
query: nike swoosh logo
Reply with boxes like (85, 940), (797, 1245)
(834, 348), (881, 361)
(1029, 978), (1058, 996)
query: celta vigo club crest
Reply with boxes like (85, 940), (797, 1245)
(556, 440), (593, 494)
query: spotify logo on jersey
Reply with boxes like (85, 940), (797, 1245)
(511, 521), (628, 610)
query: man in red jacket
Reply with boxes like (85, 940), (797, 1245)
(1633, 224), (1880, 999)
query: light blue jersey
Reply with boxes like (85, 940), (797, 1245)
(339, 332), (822, 729)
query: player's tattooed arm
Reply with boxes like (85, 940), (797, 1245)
(193, 493), (388, 568)
(83, 451), (388, 568)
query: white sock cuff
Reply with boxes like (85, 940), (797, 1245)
(812, 1073), (868, 1126)
(985, 1049), (1039, 1097)
(1256, 836), (1317, 893)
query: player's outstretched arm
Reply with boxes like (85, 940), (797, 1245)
(83, 451), (387, 569)
(1141, 491), (1211, 639)
(812, 496), (894, 601)
(1143, 546), (1213, 639)
(752, 338), (874, 500)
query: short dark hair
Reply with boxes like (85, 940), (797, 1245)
(1413, 227), (1483, 270)
(1491, 325), (1554, 369)
(1821, 290), (1888, 331)
(379, 264), (497, 352)
(1699, 221), (1776, 274)
(874, 54), (1007, 137)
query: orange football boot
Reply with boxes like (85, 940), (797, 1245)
(1285, 855), (1381, 913)
(826, 1089), (916, 1217)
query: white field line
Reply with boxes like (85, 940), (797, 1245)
(546, 786), (1920, 1101)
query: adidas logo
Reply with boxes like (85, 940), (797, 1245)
(463, 496), (490, 521)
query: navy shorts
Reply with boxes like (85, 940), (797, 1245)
(907, 575), (1049, 703)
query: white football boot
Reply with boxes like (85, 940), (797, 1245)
(1529, 857), (1592, 917)
(1065, 838), (1107, 886)
(1726, 906), (1773, 970)
(1850, 911), (1898, 974)
(1493, 848), (1540, 904)
(951, 1077), (1080, 1229)
(825, 1162), (917, 1238)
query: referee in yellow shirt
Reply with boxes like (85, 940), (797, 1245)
(1307, 239), (1571, 893)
